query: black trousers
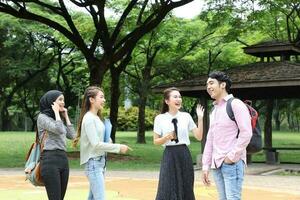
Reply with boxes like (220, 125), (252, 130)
(40, 150), (69, 200)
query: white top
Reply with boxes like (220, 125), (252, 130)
(153, 111), (196, 146)
(80, 111), (121, 165)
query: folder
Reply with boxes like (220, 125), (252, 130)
(104, 118), (112, 143)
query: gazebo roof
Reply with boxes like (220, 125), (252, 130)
(243, 41), (300, 57)
(153, 61), (300, 99)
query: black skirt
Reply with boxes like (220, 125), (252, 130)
(156, 144), (195, 200)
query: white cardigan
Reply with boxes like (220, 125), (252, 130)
(80, 111), (120, 165)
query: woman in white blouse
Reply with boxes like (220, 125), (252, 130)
(153, 87), (204, 200)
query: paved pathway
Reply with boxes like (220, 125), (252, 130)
(105, 163), (300, 195)
(0, 163), (299, 199)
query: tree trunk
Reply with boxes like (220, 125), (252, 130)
(291, 114), (296, 131)
(296, 116), (299, 132)
(88, 59), (109, 86)
(1, 107), (11, 131)
(273, 100), (280, 131)
(287, 103), (295, 130)
(137, 94), (147, 143)
(136, 59), (153, 144)
(31, 121), (36, 131)
(287, 111), (292, 130)
(1, 92), (15, 131)
(21, 91), (37, 131)
(109, 68), (122, 143)
(108, 51), (133, 143)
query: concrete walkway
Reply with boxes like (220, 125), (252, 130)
(104, 163), (300, 195)
(0, 163), (299, 199)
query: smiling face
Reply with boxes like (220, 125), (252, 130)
(206, 77), (227, 101)
(54, 94), (65, 112)
(90, 90), (106, 111)
(165, 90), (182, 111)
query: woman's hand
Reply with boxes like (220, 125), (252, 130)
(120, 145), (133, 154)
(61, 107), (72, 125)
(60, 107), (68, 118)
(164, 132), (175, 141)
(153, 131), (174, 145)
(52, 102), (62, 121)
(193, 104), (205, 141)
(52, 102), (60, 113)
(196, 104), (204, 118)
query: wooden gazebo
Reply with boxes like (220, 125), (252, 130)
(154, 61), (300, 99)
(154, 41), (300, 164)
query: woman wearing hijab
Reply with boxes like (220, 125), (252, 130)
(37, 90), (75, 200)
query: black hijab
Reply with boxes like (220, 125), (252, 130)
(40, 90), (63, 119)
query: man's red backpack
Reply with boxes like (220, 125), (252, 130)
(227, 97), (263, 154)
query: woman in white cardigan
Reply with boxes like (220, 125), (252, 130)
(73, 86), (130, 200)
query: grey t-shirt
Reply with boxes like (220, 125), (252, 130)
(37, 113), (76, 151)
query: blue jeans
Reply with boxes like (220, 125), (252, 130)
(85, 156), (106, 200)
(212, 159), (244, 200)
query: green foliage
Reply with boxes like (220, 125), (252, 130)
(1, 1), (300, 133)
(104, 107), (159, 131)
(0, 13), (88, 130)
(117, 107), (138, 131)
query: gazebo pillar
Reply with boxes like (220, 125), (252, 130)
(264, 99), (278, 164)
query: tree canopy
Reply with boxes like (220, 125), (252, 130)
(0, 0), (299, 135)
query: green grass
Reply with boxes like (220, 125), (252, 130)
(250, 131), (300, 163)
(0, 131), (299, 170)
(0, 131), (202, 170)
(0, 132), (34, 168)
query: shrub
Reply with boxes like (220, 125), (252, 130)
(103, 107), (159, 131)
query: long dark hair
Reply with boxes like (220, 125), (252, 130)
(73, 86), (104, 147)
(160, 87), (180, 114)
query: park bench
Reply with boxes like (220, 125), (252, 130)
(263, 147), (300, 164)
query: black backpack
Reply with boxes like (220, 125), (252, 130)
(226, 97), (263, 154)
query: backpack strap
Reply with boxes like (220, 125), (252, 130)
(35, 129), (39, 143)
(35, 129), (47, 151)
(226, 97), (235, 121)
(226, 97), (240, 138)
